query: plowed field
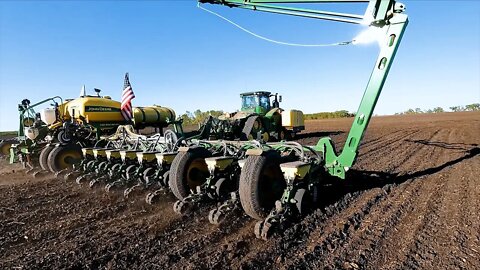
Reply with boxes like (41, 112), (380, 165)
(1, 112), (479, 269)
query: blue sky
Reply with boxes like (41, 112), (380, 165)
(0, 0), (479, 131)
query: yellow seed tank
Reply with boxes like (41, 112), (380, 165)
(64, 96), (175, 128)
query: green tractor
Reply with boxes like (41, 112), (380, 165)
(215, 91), (305, 142)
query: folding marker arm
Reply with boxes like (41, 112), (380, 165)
(199, 0), (408, 179)
(199, 0), (401, 25)
(317, 13), (408, 179)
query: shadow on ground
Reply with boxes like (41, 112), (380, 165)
(315, 142), (479, 211)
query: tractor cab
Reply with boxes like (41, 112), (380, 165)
(240, 91), (281, 115)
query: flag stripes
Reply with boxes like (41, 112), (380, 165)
(121, 73), (135, 121)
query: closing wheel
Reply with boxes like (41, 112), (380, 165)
(208, 208), (226, 225)
(169, 147), (211, 200)
(89, 176), (105, 188)
(47, 144), (82, 173)
(239, 152), (285, 220)
(208, 209), (218, 224)
(76, 174), (88, 184)
(173, 200), (193, 215)
(39, 145), (55, 171)
(0, 140), (14, 157)
(64, 171), (79, 181)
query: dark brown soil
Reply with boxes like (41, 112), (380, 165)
(1, 112), (479, 269)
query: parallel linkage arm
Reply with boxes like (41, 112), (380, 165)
(198, 0), (409, 179)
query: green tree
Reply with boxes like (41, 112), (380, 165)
(405, 108), (415, 115)
(433, 107), (444, 113)
(304, 110), (354, 120)
(465, 103), (480, 111)
(449, 106), (466, 112)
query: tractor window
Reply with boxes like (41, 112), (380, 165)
(242, 95), (258, 109)
(259, 96), (271, 110)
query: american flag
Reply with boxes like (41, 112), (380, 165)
(121, 73), (135, 121)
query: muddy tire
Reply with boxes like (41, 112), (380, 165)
(279, 128), (292, 141)
(39, 145), (55, 171)
(47, 144), (82, 172)
(169, 147), (212, 200)
(168, 148), (211, 200)
(241, 116), (262, 141)
(239, 152), (285, 220)
(0, 140), (15, 157)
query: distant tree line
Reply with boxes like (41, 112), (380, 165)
(304, 110), (355, 120)
(395, 103), (479, 115)
(177, 109), (355, 124)
(179, 109), (225, 125)
(449, 103), (480, 112)
(177, 103), (479, 125)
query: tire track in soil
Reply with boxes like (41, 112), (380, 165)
(363, 127), (480, 269)
(283, 187), (393, 269)
(82, 129), (424, 269)
(1, 180), (181, 268)
(228, 188), (370, 269)
(355, 128), (437, 173)
(269, 125), (469, 269)
(399, 156), (480, 270)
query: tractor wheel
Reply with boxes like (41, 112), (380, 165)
(39, 145), (55, 171)
(279, 128), (292, 141)
(164, 130), (178, 152)
(169, 147), (211, 200)
(239, 152), (285, 220)
(0, 140), (15, 157)
(241, 116), (263, 141)
(47, 144), (82, 172)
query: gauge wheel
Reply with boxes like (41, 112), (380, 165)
(169, 147), (212, 200)
(239, 152), (285, 220)
(0, 140), (14, 156)
(47, 144), (82, 172)
(39, 145), (55, 171)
